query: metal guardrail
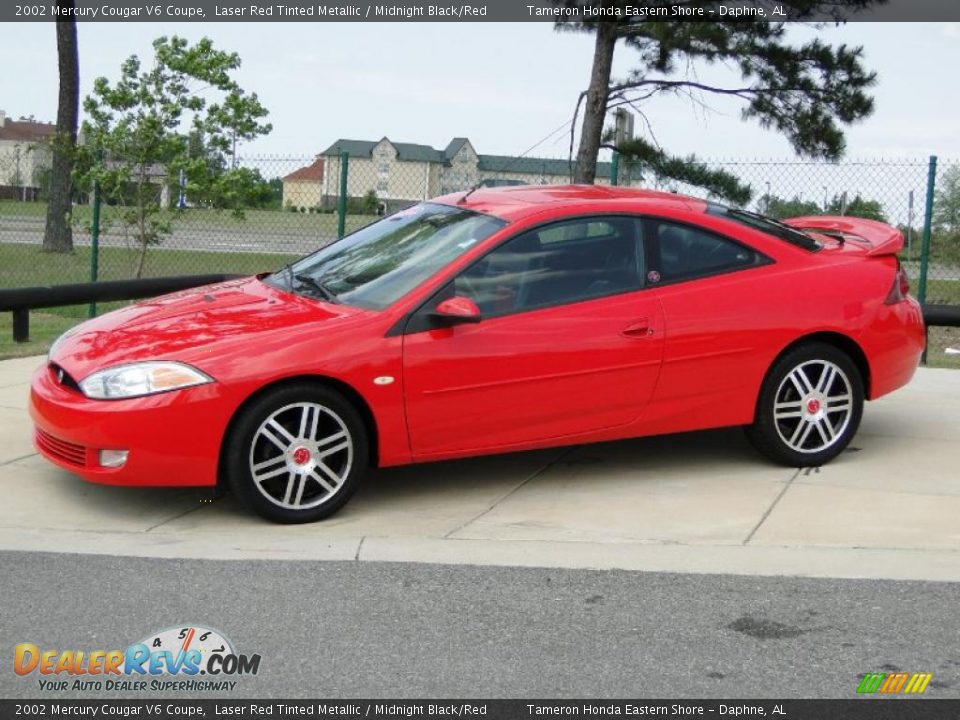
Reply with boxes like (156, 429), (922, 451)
(1, 276), (958, 344)
(923, 304), (960, 328)
(0, 274), (242, 343)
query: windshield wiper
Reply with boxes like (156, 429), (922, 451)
(271, 262), (296, 294)
(294, 274), (339, 303)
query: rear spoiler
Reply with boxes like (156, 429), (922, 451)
(781, 216), (904, 257)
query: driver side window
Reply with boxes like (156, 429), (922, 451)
(454, 216), (644, 318)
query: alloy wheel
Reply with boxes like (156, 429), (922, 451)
(247, 402), (353, 510)
(772, 359), (854, 454)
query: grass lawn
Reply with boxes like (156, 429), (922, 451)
(0, 242), (293, 359)
(0, 311), (82, 360)
(0, 242), (289, 292)
(921, 278), (960, 305)
(921, 283), (960, 369)
(0, 199), (378, 234)
(927, 327), (960, 370)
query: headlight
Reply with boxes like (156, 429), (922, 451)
(79, 362), (213, 400)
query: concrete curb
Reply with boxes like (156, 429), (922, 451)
(2, 355), (958, 582)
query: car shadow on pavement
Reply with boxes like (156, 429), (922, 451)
(5, 426), (766, 537)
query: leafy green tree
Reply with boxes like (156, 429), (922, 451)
(557, 4), (880, 202)
(827, 193), (886, 221)
(79, 36), (271, 277)
(265, 177), (283, 209)
(362, 189), (379, 215)
(762, 194), (823, 219)
(933, 165), (960, 233)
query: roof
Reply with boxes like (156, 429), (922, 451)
(392, 142), (444, 163)
(318, 136), (612, 176)
(432, 184), (705, 222)
(283, 158), (325, 182)
(319, 138), (444, 163)
(478, 154), (613, 177)
(320, 139), (377, 158)
(444, 137), (470, 159)
(0, 118), (56, 143)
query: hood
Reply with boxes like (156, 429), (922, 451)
(50, 276), (370, 380)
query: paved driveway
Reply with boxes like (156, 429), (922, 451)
(1, 356), (957, 581)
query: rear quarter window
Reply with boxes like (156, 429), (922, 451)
(653, 220), (765, 283)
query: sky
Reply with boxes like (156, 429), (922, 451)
(1, 21), (959, 162)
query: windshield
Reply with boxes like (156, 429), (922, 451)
(707, 203), (821, 252)
(265, 202), (506, 310)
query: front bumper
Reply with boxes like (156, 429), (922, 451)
(29, 363), (231, 487)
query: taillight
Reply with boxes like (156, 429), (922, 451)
(885, 261), (910, 304)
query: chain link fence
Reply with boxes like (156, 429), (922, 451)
(660, 157), (959, 305)
(0, 151), (957, 362)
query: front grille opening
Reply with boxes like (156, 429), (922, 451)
(48, 363), (82, 393)
(35, 428), (88, 467)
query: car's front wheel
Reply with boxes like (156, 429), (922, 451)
(225, 383), (369, 523)
(746, 343), (864, 467)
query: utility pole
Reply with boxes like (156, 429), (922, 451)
(907, 190), (915, 255)
(14, 147), (21, 201)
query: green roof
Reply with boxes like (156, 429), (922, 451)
(392, 142), (445, 163)
(319, 137), (612, 177)
(444, 137), (470, 159)
(320, 138), (443, 163)
(319, 139), (377, 158)
(478, 154), (612, 177)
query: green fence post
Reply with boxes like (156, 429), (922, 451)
(88, 155), (102, 318)
(917, 155), (937, 365)
(336, 150), (349, 240)
(610, 152), (620, 186)
(917, 155), (937, 307)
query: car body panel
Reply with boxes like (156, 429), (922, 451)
(403, 289), (665, 458)
(31, 185), (925, 488)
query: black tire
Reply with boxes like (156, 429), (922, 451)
(224, 383), (369, 523)
(745, 342), (864, 467)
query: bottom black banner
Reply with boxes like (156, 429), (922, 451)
(2, 699), (959, 720)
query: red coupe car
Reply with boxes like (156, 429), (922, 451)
(31, 186), (924, 522)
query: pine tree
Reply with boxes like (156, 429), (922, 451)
(558, 2), (881, 203)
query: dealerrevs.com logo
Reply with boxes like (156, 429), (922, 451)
(14, 625), (261, 692)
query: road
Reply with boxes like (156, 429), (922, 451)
(2, 551), (958, 700)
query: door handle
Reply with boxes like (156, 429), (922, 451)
(621, 318), (653, 337)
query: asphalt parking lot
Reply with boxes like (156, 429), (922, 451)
(1, 355), (957, 582)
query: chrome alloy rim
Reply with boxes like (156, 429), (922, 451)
(248, 402), (353, 510)
(773, 360), (854, 454)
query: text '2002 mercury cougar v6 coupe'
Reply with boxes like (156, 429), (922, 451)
(31, 185), (924, 522)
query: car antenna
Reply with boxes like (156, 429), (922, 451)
(457, 120), (577, 204)
(458, 182), (483, 204)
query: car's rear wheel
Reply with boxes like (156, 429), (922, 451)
(225, 383), (368, 523)
(746, 343), (864, 467)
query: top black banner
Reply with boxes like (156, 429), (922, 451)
(4, 0), (960, 22)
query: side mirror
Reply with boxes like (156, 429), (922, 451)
(430, 296), (482, 326)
